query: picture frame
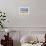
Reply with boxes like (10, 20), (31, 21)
(19, 7), (29, 16)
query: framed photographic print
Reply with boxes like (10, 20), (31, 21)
(19, 7), (29, 16)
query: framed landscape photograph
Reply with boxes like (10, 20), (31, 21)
(19, 7), (29, 16)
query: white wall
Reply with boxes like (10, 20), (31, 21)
(0, 0), (46, 27)
(0, 1), (46, 46)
